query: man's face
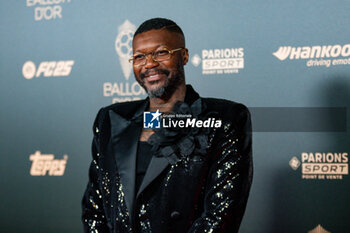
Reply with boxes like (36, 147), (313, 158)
(132, 29), (188, 98)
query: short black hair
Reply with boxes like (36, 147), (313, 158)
(134, 18), (184, 38)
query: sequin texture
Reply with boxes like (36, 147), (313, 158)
(82, 92), (253, 233)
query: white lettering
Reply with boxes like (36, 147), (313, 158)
(330, 45), (342, 57)
(289, 47), (301, 59)
(29, 151), (68, 176)
(278, 44), (350, 61)
(301, 152), (349, 163)
(310, 46), (321, 58)
(103, 82), (145, 97)
(341, 44), (350, 57)
(34, 6), (62, 21)
(202, 48), (244, 59)
(320, 45), (332, 57)
(196, 120), (203, 127)
(343, 153), (348, 162)
(301, 152), (309, 162)
(300, 47), (310, 59)
(186, 118), (196, 127)
(27, 0), (71, 7)
(302, 163), (348, 175)
(34, 60), (74, 77)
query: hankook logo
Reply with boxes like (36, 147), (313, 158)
(273, 44), (350, 67)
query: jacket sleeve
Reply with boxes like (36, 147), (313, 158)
(82, 108), (110, 232)
(188, 106), (253, 233)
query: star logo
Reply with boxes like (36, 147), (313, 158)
(150, 110), (161, 122)
(143, 110), (161, 129)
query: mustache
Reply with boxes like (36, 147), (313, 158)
(140, 68), (170, 79)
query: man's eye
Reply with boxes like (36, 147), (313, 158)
(155, 50), (170, 57)
(134, 55), (145, 61)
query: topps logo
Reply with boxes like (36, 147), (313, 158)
(273, 44), (350, 60)
(290, 152), (348, 180)
(29, 151), (68, 176)
(22, 60), (74, 79)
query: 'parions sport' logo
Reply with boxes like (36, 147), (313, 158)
(104, 20), (146, 103)
(143, 110), (222, 129)
(29, 151), (68, 176)
(191, 48), (244, 75)
(273, 44), (350, 67)
(22, 60), (74, 79)
(289, 152), (348, 180)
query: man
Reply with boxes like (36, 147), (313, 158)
(82, 18), (253, 233)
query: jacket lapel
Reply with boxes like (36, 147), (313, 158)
(136, 156), (170, 198)
(107, 85), (200, 216)
(108, 102), (145, 222)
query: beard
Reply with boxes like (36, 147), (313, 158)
(135, 64), (185, 99)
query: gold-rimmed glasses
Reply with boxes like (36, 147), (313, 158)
(129, 47), (184, 66)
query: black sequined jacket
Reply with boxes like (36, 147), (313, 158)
(82, 85), (253, 233)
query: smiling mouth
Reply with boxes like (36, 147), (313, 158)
(141, 69), (170, 82)
(145, 73), (166, 82)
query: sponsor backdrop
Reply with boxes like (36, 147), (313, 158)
(1, 0), (349, 232)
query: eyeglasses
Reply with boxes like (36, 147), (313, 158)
(129, 47), (184, 66)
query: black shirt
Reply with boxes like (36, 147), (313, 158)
(135, 141), (153, 194)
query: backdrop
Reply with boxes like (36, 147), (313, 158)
(1, 1), (349, 232)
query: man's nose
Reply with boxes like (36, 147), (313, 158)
(144, 54), (159, 69)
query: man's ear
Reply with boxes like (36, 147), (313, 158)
(183, 48), (189, 65)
